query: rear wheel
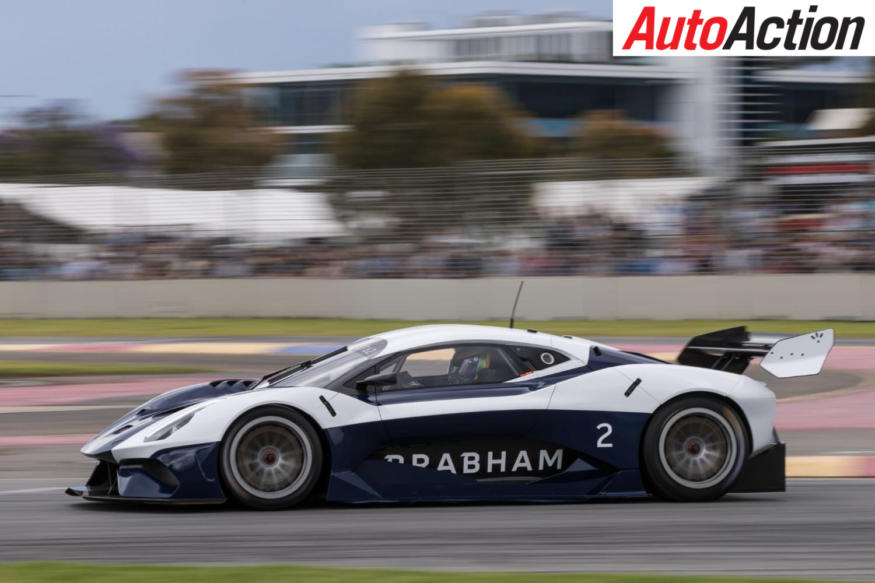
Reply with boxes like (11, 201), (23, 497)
(220, 406), (323, 510)
(642, 396), (747, 501)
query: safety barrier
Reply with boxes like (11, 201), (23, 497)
(0, 274), (871, 320)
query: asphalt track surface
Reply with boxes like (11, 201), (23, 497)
(0, 479), (873, 580)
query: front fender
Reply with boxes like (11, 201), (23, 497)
(109, 387), (379, 461)
(81, 379), (257, 458)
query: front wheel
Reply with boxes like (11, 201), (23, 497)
(642, 396), (747, 502)
(220, 406), (323, 510)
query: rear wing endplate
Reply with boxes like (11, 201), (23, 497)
(677, 327), (834, 378)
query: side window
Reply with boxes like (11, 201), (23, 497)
(505, 345), (569, 373)
(384, 344), (521, 390)
(400, 348), (455, 381)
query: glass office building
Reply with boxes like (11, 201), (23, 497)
(233, 13), (869, 179)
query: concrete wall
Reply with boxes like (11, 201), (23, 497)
(0, 275), (872, 320)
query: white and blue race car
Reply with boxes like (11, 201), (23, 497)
(68, 324), (833, 509)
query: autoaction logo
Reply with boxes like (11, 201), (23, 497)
(613, 0), (875, 56)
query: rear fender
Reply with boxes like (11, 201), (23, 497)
(614, 364), (776, 454)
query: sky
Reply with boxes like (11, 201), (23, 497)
(0, 0), (610, 124)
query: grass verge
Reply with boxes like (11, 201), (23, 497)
(0, 318), (871, 339)
(0, 361), (206, 378)
(0, 563), (853, 583)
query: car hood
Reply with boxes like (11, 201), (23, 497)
(81, 378), (257, 459)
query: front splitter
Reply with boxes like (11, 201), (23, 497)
(66, 486), (226, 505)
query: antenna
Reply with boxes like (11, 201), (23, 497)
(509, 280), (525, 329)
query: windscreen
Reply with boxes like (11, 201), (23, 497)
(267, 338), (388, 389)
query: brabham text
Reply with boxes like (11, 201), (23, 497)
(382, 447), (572, 478)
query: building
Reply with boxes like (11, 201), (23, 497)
(232, 12), (871, 180)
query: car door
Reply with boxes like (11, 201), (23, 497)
(355, 342), (574, 498)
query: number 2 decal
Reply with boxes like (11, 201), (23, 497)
(596, 422), (613, 448)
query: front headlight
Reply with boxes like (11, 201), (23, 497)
(144, 411), (197, 443)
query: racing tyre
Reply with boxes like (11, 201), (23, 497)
(642, 396), (747, 502)
(220, 406), (323, 510)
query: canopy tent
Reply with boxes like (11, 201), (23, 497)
(0, 184), (347, 244)
(534, 176), (721, 229)
(807, 108), (871, 133)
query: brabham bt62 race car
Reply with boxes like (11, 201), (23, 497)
(68, 324), (833, 509)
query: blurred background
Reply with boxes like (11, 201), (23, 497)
(0, 4), (873, 289)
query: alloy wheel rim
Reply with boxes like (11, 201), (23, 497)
(658, 407), (737, 490)
(229, 416), (312, 499)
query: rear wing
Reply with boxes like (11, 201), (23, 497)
(677, 327), (834, 378)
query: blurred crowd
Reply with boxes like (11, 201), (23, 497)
(1, 190), (873, 280)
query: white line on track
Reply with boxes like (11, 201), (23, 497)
(0, 405), (129, 414)
(0, 486), (62, 496)
(0, 477), (72, 482)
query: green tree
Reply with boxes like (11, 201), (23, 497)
(573, 110), (682, 178)
(331, 70), (534, 237)
(334, 70), (437, 169)
(0, 102), (132, 179)
(334, 70), (531, 169)
(426, 84), (533, 163)
(150, 70), (282, 186)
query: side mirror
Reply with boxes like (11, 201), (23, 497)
(355, 371), (397, 393)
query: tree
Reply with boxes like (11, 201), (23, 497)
(331, 70), (534, 237)
(334, 70), (531, 169)
(573, 110), (682, 178)
(426, 84), (533, 163)
(334, 70), (437, 169)
(149, 70), (282, 185)
(0, 102), (133, 179)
